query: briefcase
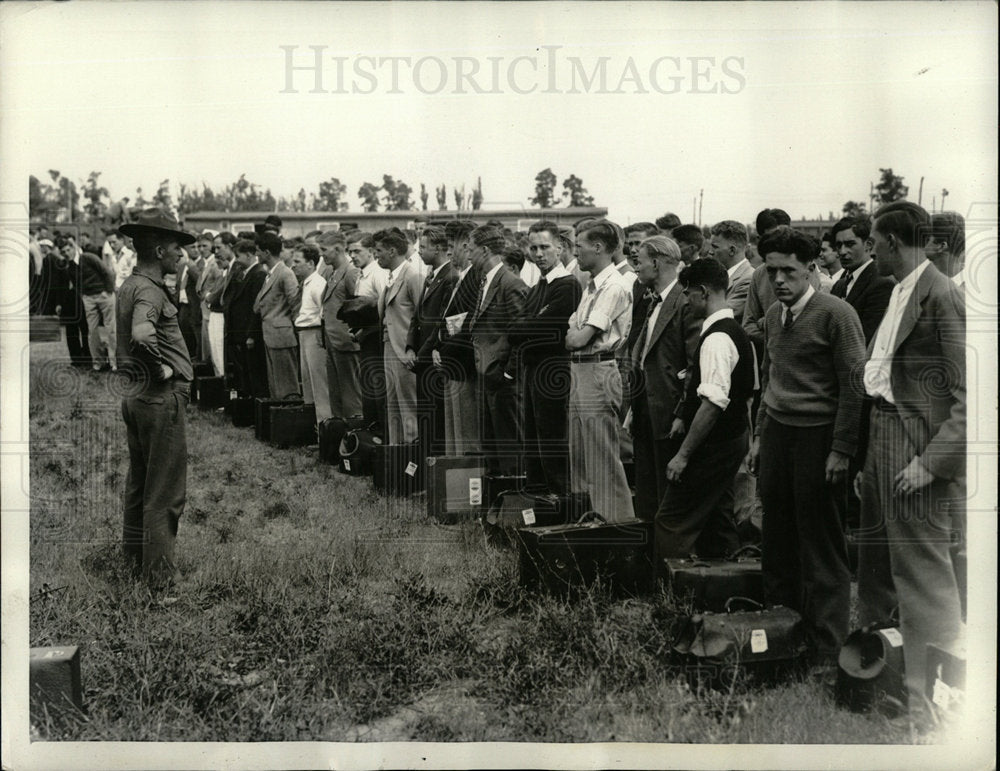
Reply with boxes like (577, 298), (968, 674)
(269, 403), (317, 448)
(671, 600), (809, 690)
(254, 398), (303, 441)
(339, 427), (383, 476)
(318, 416), (367, 465)
(227, 396), (255, 428)
(516, 514), (655, 598)
(195, 376), (229, 410)
(664, 545), (763, 612)
(925, 643), (965, 716)
(372, 442), (425, 496)
(835, 623), (907, 717)
(425, 455), (487, 523)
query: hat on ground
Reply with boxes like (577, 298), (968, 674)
(119, 208), (196, 246)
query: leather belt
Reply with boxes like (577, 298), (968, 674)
(569, 352), (617, 363)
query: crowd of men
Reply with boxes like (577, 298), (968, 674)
(34, 201), (968, 728)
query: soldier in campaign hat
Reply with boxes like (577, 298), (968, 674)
(115, 208), (196, 592)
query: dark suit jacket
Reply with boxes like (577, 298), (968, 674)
(408, 261), (458, 367)
(466, 266), (528, 384)
(874, 262), (965, 481)
(507, 272), (582, 377)
(631, 283), (701, 438)
(835, 260), (895, 344)
(434, 266), (480, 382)
(626, 280), (652, 358)
(224, 262), (266, 344)
(253, 261), (301, 348)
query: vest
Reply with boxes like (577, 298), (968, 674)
(681, 317), (754, 444)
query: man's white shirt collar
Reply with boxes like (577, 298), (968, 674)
(701, 307), (735, 334)
(543, 263), (570, 281)
(727, 258), (749, 278)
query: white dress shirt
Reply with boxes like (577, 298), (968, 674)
(357, 261), (389, 300)
(295, 270), (326, 327)
(640, 279), (677, 364)
(479, 263), (504, 309)
(696, 308), (739, 409)
(863, 260), (933, 404)
(781, 284), (816, 326)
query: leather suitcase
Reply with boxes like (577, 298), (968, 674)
(339, 428), (383, 476)
(835, 624), (907, 716)
(269, 403), (317, 448)
(254, 398), (302, 441)
(227, 396), (255, 428)
(671, 600), (809, 690)
(192, 361), (214, 378)
(925, 643), (965, 715)
(426, 455), (488, 523)
(372, 442), (425, 496)
(665, 545), (763, 612)
(30, 646), (83, 713)
(483, 473), (527, 510)
(486, 490), (589, 531)
(195, 376), (229, 410)
(319, 416), (366, 465)
(516, 515), (655, 598)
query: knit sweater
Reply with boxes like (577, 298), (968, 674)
(79, 252), (114, 295)
(755, 291), (866, 457)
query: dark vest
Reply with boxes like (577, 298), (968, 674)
(681, 316), (754, 443)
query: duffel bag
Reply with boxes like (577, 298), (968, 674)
(835, 616), (907, 717)
(339, 427), (383, 476)
(319, 416), (366, 465)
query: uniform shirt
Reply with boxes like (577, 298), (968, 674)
(295, 269), (326, 328)
(567, 263), (633, 355)
(116, 269), (193, 384)
(696, 308), (739, 410)
(356, 261), (389, 300)
(863, 260), (933, 404)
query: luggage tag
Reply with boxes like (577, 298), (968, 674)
(522, 508), (536, 525)
(343, 459), (351, 472)
(881, 628), (903, 647)
(469, 477), (482, 506)
(405, 461), (418, 477)
(230, 389), (238, 400)
(750, 629), (768, 654)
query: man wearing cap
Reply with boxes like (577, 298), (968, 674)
(115, 208), (196, 589)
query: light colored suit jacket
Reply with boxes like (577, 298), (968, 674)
(725, 259), (755, 324)
(378, 259), (424, 360)
(874, 262), (966, 481)
(252, 261), (300, 348)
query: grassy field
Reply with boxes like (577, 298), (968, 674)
(26, 339), (942, 745)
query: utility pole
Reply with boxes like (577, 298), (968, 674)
(692, 196), (697, 223)
(918, 176), (924, 206)
(941, 188), (949, 210)
(869, 181), (876, 213)
(698, 189), (704, 227)
(932, 195), (936, 213)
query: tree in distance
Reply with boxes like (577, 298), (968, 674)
(316, 177), (349, 212)
(842, 201), (867, 217)
(530, 168), (558, 208)
(358, 182), (381, 212)
(562, 174), (594, 207)
(875, 168), (909, 204)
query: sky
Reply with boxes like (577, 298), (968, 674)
(2, 1), (997, 227)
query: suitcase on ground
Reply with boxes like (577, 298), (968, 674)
(516, 514), (655, 598)
(319, 416), (367, 465)
(835, 623), (907, 716)
(226, 395), (255, 427)
(339, 427), (383, 475)
(254, 398), (302, 441)
(925, 643), (965, 716)
(372, 442), (425, 496)
(486, 490), (589, 531)
(482, 473), (527, 509)
(426, 455), (488, 523)
(671, 599), (809, 690)
(269, 403), (316, 448)
(664, 545), (763, 612)
(195, 376), (229, 410)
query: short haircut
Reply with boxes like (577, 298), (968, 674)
(317, 230), (346, 247)
(639, 235), (681, 265)
(297, 244), (321, 265)
(930, 211), (966, 255)
(558, 232), (575, 255)
(372, 228), (408, 256)
(404, 228), (418, 244)
(528, 220), (561, 241)
(304, 229), (323, 240)
(577, 219), (621, 253)
(710, 220), (749, 247)
(873, 201), (931, 249)
(234, 238), (258, 255)
(197, 233), (214, 244)
(485, 218), (505, 229)
(670, 224), (705, 250)
(679, 257), (729, 293)
(655, 212), (682, 231)
(445, 220), (477, 245)
(820, 231), (833, 246)
(501, 245), (525, 272)
(831, 214), (872, 241)
(215, 231), (237, 246)
(421, 225), (448, 248)
(757, 225), (817, 265)
(573, 216), (597, 232)
(625, 222), (660, 237)
(54, 236), (71, 249)
(257, 231), (283, 257)
(237, 231), (257, 242)
(346, 230), (370, 246)
(754, 208), (791, 234)
(471, 225), (506, 252)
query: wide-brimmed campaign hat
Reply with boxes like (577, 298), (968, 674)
(119, 208), (196, 246)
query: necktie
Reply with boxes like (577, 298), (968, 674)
(833, 269), (852, 298)
(637, 292), (663, 363)
(475, 275), (488, 311)
(421, 273), (434, 301)
(783, 307), (795, 331)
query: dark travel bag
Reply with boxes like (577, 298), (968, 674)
(835, 621), (907, 717)
(254, 398), (302, 441)
(425, 455), (488, 523)
(195, 376), (228, 410)
(671, 599), (809, 690)
(372, 441), (425, 496)
(268, 403), (316, 448)
(227, 395), (255, 427)
(516, 513), (655, 598)
(318, 416), (366, 465)
(664, 545), (763, 612)
(338, 427), (383, 476)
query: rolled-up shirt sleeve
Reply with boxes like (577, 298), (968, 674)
(695, 331), (738, 409)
